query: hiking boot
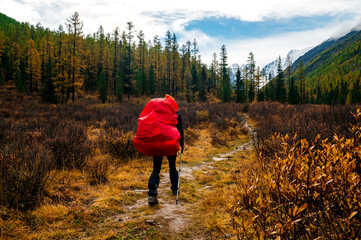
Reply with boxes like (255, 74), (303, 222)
(148, 196), (158, 205)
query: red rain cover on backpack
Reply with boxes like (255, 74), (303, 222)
(133, 95), (180, 156)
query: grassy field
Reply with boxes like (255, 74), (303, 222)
(2, 87), (360, 239)
(0, 87), (250, 239)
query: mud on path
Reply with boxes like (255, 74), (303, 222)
(105, 115), (255, 238)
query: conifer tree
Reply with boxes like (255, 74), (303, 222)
(275, 56), (286, 102)
(124, 22), (135, 98)
(247, 52), (256, 102)
(97, 26), (108, 102)
(11, 42), (24, 90)
(298, 60), (305, 104)
(98, 71), (107, 103)
(210, 52), (219, 95)
(41, 31), (57, 103)
(235, 68), (245, 103)
(316, 83), (322, 104)
(151, 35), (162, 94)
(191, 39), (199, 63)
(171, 33), (180, 96)
(180, 44), (187, 95)
(66, 11), (83, 102)
(220, 45), (231, 102)
(136, 30), (147, 95)
(288, 76), (299, 104)
(255, 66), (261, 100)
(199, 65), (207, 101)
(148, 64), (155, 95)
(112, 27), (120, 97)
(165, 31), (172, 94)
(0, 30), (4, 63)
(191, 64), (198, 100)
(26, 39), (41, 94)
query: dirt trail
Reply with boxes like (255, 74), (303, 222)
(109, 115), (255, 237)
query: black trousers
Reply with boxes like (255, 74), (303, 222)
(148, 155), (179, 196)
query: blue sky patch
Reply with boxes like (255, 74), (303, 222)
(184, 15), (351, 39)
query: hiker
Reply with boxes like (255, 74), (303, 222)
(133, 95), (184, 205)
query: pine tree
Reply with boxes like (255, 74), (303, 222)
(316, 82), (322, 104)
(136, 30), (147, 95)
(288, 76), (299, 104)
(247, 52), (256, 102)
(165, 31), (172, 94)
(255, 66), (261, 100)
(298, 60), (305, 104)
(11, 42), (24, 90)
(0, 30), (4, 63)
(275, 56), (286, 102)
(235, 68), (245, 103)
(98, 71), (107, 103)
(199, 65), (207, 101)
(170, 34), (177, 96)
(152, 35), (162, 94)
(41, 32), (57, 103)
(26, 39), (41, 94)
(148, 64), (155, 95)
(66, 11), (83, 102)
(97, 26), (108, 102)
(220, 45), (231, 102)
(124, 22), (135, 98)
(191, 64), (198, 100)
(210, 53), (219, 95)
(112, 27), (120, 98)
(191, 39), (199, 63)
(180, 44), (187, 96)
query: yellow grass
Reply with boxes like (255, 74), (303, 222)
(1, 123), (252, 239)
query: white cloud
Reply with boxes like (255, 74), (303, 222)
(201, 14), (361, 67)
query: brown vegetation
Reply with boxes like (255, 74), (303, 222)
(0, 89), (250, 239)
(232, 102), (361, 239)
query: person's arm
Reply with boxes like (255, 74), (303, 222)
(177, 112), (184, 150)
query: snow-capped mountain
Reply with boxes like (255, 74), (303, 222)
(229, 47), (311, 86)
(263, 47), (312, 80)
(229, 63), (246, 85)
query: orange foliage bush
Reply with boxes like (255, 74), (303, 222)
(232, 110), (361, 239)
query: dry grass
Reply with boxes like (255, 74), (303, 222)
(0, 155), (155, 239)
(0, 90), (251, 239)
(0, 123), (250, 239)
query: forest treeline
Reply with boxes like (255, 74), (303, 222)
(0, 12), (237, 103)
(0, 11), (307, 104)
(1, 12), (361, 105)
(284, 30), (361, 105)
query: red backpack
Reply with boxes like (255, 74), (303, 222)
(133, 95), (180, 156)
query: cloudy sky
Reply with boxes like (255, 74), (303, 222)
(2, 0), (361, 67)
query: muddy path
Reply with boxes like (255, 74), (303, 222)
(104, 115), (255, 238)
